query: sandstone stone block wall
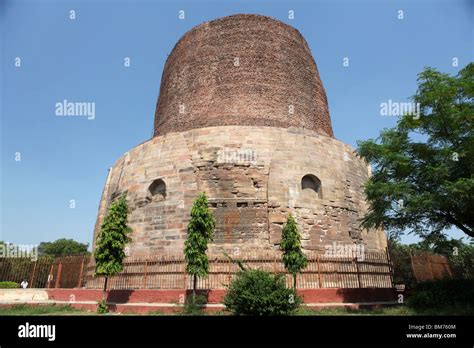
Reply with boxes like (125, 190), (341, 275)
(92, 126), (386, 256)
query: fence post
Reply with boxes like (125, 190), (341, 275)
(29, 260), (37, 288)
(77, 257), (85, 288)
(228, 255), (232, 285)
(143, 259), (148, 288)
(355, 257), (361, 288)
(182, 256), (187, 290)
(273, 253), (277, 273)
(47, 264), (54, 289)
(385, 247), (394, 287)
(54, 261), (62, 288)
(317, 254), (322, 288)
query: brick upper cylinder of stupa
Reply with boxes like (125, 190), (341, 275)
(153, 14), (334, 138)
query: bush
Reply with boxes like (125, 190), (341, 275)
(97, 299), (108, 314)
(0, 281), (20, 288)
(407, 278), (474, 310)
(448, 243), (474, 279)
(223, 269), (301, 316)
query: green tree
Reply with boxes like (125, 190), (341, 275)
(94, 195), (131, 311)
(388, 233), (474, 287)
(448, 241), (474, 279)
(357, 63), (473, 239)
(387, 237), (417, 288)
(38, 239), (89, 257)
(280, 214), (308, 289)
(184, 192), (215, 301)
(412, 233), (474, 279)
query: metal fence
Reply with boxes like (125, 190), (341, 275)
(1, 250), (393, 289)
(0, 255), (89, 288)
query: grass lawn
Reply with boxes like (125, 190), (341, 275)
(0, 304), (472, 316)
(0, 304), (92, 316)
(295, 304), (474, 316)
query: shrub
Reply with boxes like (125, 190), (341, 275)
(223, 269), (301, 316)
(447, 243), (474, 279)
(182, 294), (207, 315)
(97, 299), (108, 314)
(0, 281), (20, 288)
(407, 278), (474, 310)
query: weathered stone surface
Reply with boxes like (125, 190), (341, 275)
(92, 126), (386, 255)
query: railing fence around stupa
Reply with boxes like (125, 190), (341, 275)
(0, 250), (394, 289)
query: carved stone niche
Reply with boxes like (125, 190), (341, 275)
(148, 179), (166, 201)
(135, 179), (167, 208)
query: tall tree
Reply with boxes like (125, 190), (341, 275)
(184, 192), (215, 301)
(357, 63), (473, 238)
(280, 214), (308, 289)
(94, 195), (131, 310)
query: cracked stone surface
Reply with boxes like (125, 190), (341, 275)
(92, 126), (386, 256)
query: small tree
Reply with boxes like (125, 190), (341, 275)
(184, 192), (215, 301)
(280, 214), (308, 289)
(94, 195), (131, 311)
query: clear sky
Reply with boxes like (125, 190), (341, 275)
(1, 0), (472, 248)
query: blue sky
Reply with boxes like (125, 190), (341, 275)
(1, 0), (472, 248)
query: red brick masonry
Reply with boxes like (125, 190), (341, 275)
(40, 288), (398, 314)
(154, 14), (334, 138)
(47, 288), (396, 304)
